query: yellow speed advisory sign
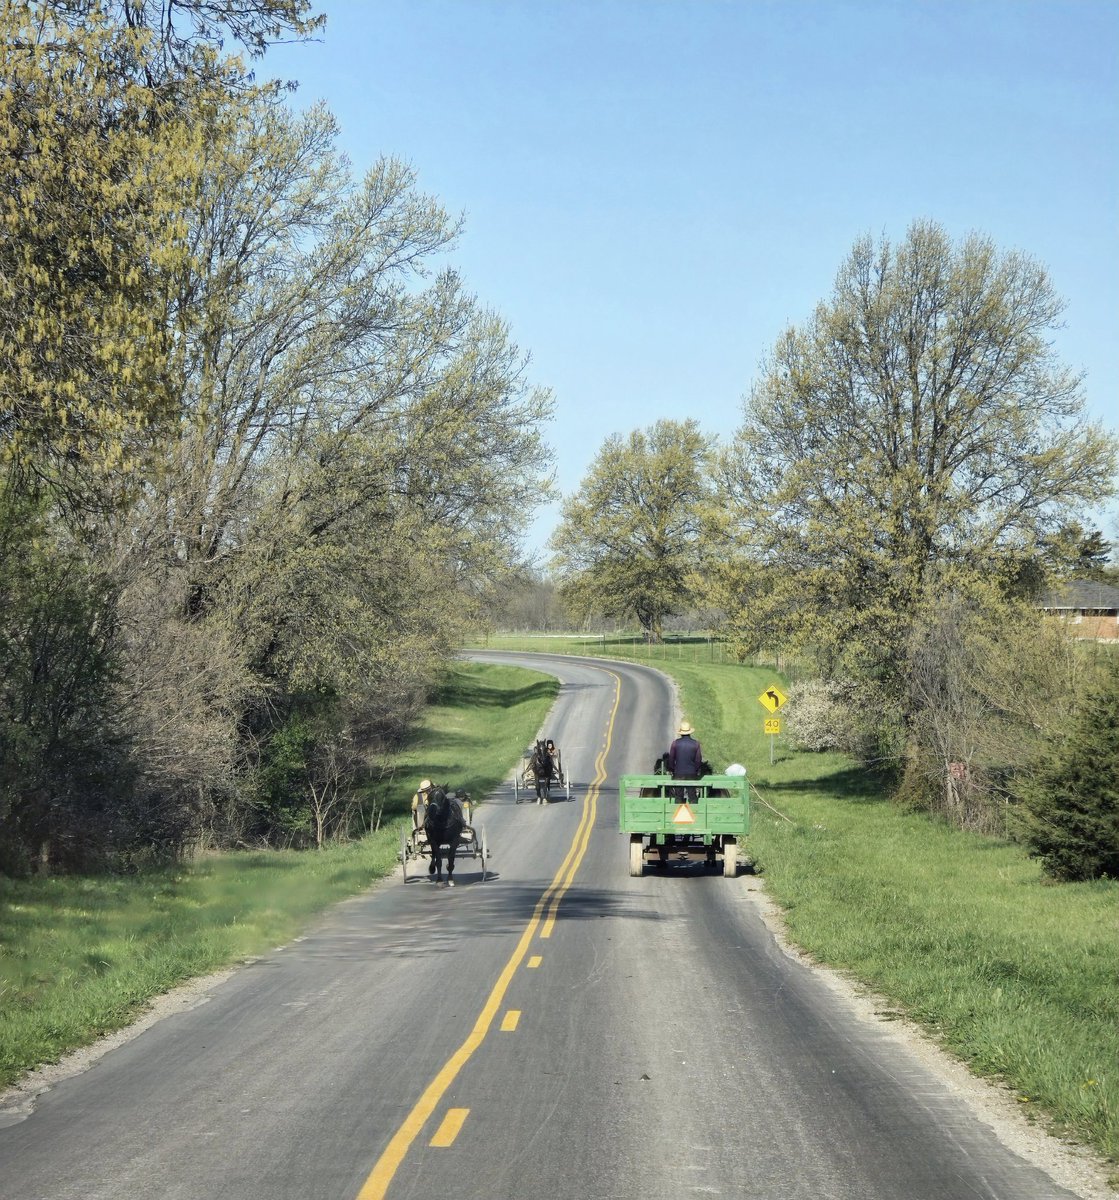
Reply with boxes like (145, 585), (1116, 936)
(764, 717), (781, 736)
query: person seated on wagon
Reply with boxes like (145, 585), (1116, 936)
(453, 788), (473, 826)
(544, 738), (562, 780)
(668, 721), (703, 803)
(411, 779), (433, 830)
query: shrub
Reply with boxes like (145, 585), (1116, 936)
(786, 678), (882, 759)
(1018, 657), (1119, 881)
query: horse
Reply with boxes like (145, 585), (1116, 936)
(530, 739), (555, 802)
(422, 786), (466, 885)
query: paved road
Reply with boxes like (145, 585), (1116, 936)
(0, 652), (1086, 1199)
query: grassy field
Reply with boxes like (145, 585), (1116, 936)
(0, 661), (557, 1090)
(469, 634), (1119, 1168)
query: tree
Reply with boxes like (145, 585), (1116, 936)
(0, 5), (194, 495)
(105, 88), (554, 849)
(1040, 524), (1117, 583)
(0, 490), (131, 873)
(1018, 656), (1119, 881)
(0, 1), (555, 865)
(725, 220), (1118, 719)
(549, 419), (715, 641)
(49, 0), (324, 74)
(0, 0), (321, 502)
(902, 586), (1086, 831)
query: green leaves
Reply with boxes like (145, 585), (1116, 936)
(0, 3), (555, 867)
(726, 220), (1118, 697)
(549, 419), (714, 640)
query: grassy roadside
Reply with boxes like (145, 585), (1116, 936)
(0, 661), (557, 1091)
(472, 635), (1119, 1167)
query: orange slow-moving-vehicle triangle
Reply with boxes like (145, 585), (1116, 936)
(672, 804), (695, 824)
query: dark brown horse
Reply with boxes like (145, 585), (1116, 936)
(423, 786), (466, 885)
(530, 740), (555, 802)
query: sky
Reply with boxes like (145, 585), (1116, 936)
(261, 0), (1119, 560)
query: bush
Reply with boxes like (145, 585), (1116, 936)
(1018, 657), (1119, 881)
(786, 678), (882, 759)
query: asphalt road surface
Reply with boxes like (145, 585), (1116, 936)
(0, 652), (1091, 1199)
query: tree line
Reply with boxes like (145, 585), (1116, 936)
(548, 222), (1119, 880)
(0, 1), (554, 873)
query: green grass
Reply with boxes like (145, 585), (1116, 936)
(4, 637), (1116, 1168)
(475, 633), (1119, 1166)
(0, 660), (557, 1090)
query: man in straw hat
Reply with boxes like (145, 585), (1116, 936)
(410, 778), (433, 830)
(668, 721), (703, 803)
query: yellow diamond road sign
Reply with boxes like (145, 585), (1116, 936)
(758, 685), (788, 713)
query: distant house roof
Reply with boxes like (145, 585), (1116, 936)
(1037, 580), (1119, 611)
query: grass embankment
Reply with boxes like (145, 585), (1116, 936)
(0, 662), (557, 1091)
(473, 634), (1119, 1166)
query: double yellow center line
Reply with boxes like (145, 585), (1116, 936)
(355, 668), (621, 1200)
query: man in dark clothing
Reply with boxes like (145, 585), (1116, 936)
(668, 721), (703, 803)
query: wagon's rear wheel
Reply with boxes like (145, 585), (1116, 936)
(480, 826), (489, 881)
(723, 836), (738, 878)
(629, 834), (645, 877)
(400, 826), (410, 882)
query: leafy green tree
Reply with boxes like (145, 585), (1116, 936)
(902, 585), (1088, 829)
(47, 1), (323, 77)
(549, 419), (715, 641)
(0, 5), (193, 494)
(1, 1), (554, 864)
(725, 221), (1118, 719)
(106, 88), (553, 848)
(1019, 657), (1119, 881)
(0, 0), (319, 499)
(0, 490), (131, 872)
(1040, 524), (1117, 582)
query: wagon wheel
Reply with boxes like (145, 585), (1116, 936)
(400, 826), (410, 882)
(479, 826), (489, 882)
(723, 836), (738, 878)
(628, 834), (645, 877)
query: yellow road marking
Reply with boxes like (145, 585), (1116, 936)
(354, 666), (624, 1200)
(527, 955), (542, 969)
(429, 1108), (469, 1147)
(541, 672), (619, 939)
(500, 1009), (520, 1032)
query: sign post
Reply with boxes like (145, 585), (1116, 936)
(758, 685), (788, 764)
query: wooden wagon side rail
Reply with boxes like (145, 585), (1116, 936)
(617, 774), (750, 835)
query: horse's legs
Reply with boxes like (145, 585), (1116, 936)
(445, 845), (457, 887)
(430, 847), (443, 882)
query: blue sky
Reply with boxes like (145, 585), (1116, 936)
(262, 0), (1119, 559)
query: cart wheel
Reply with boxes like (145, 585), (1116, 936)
(480, 826), (489, 882)
(400, 826), (410, 882)
(723, 836), (738, 878)
(629, 834), (645, 877)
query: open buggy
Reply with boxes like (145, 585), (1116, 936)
(618, 769), (749, 876)
(400, 787), (490, 883)
(515, 739), (569, 804)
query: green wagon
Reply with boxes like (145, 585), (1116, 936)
(618, 773), (749, 877)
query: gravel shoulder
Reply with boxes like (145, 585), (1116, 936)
(740, 873), (1118, 1200)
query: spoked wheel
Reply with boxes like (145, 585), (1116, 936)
(400, 826), (410, 882)
(629, 834), (645, 877)
(479, 827), (489, 881)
